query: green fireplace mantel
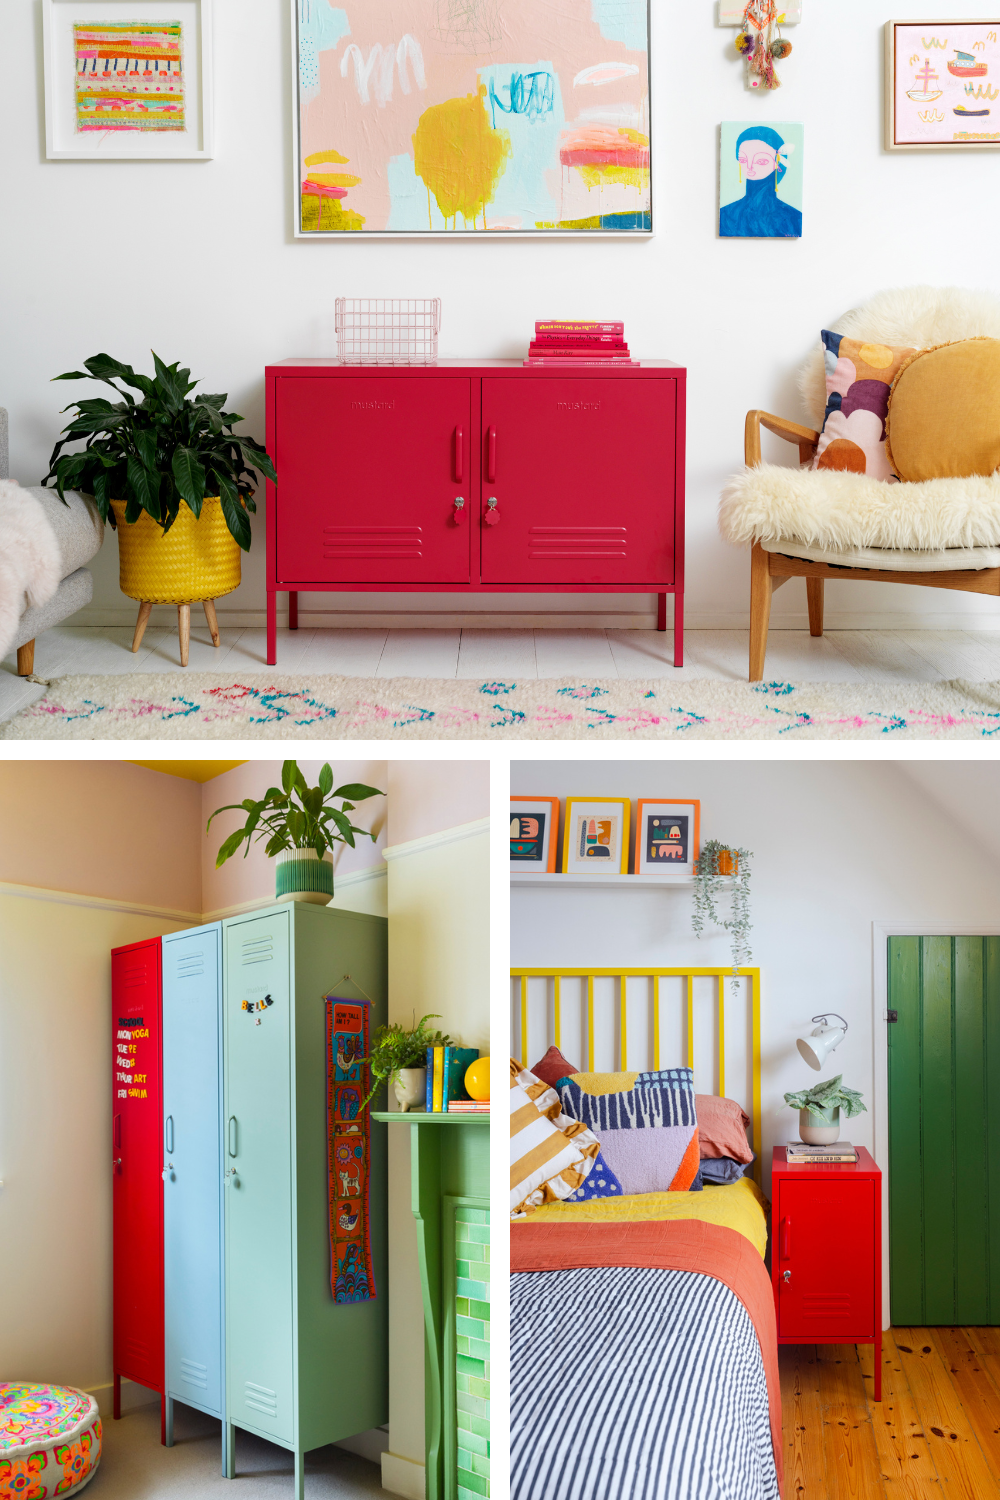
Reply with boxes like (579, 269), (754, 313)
(374, 1113), (490, 1500)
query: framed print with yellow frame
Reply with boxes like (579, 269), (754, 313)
(562, 798), (630, 875)
(510, 797), (560, 874)
(635, 799), (700, 876)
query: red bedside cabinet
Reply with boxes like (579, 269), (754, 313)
(264, 360), (687, 666)
(771, 1145), (883, 1401)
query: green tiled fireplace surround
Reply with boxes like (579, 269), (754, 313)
(453, 1205), (490, 1500)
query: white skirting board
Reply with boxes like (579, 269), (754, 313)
(381, 1451), (426, 1499)
(335, 1426), (390, 1465)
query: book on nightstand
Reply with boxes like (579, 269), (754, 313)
(786, 1141), (858, 1163)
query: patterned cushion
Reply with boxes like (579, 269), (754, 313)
(528, 1045), (580, 1090)
(814, 331), (916, 482)
(558, 1068), (700, 1194)
(510, 1060), (600, 1217)
(0, 1383), (101, 1498)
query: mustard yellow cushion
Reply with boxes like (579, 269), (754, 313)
(886, 337), (1000, 481)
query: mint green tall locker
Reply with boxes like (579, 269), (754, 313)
(223, 903), (388, 1497)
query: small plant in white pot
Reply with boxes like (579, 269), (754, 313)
(783, 1075), (867, 1144)
(208, 759), (384, 904)
(360, 1014), (452, 1113)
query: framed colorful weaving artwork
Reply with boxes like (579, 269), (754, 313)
(42, 0), (214, 159)
(291, 0), (652, 237)
(326, 996), (376, 1302)
(885, 21), (1000, 150)
(510, 797), (560, 874)
(562, 798), (630, 875)
(634, 799), (700, 877)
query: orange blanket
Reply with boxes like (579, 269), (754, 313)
(511, 1217), (783, 1494)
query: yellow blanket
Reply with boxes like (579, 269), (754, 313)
(518, 1175), (770, 1258)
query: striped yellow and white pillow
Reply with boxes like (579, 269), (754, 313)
(510, 1059), (600, 1218)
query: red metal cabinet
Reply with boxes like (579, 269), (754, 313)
(771, 1146), (882, 1400)
(265, 360), (687, 667)
(111, 937), (166, 1440)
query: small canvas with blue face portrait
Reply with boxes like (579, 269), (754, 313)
(719, 121), (803, 239)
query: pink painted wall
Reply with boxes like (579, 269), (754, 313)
(386, 761), (490, 847)
(200, 759), (389, 914)
(0, 762), (202, 913)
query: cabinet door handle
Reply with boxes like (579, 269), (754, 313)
(228, 1116), (238, 1158)
(113, 1157), (122, 1174)
(453, 497), (466, 525)
(165, 1115), (174, 1155)
(781, 1216), (791, 1258)
(455, 426), (464, 482)
(487, 425), (497, 483)
(485, 496), (500, 527)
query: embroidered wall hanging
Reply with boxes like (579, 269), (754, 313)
(326, 996), (375, 1303)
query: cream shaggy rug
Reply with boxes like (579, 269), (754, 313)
(7, 672), (1000, 739)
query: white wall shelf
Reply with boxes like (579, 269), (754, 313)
(512, 873), (698, 888)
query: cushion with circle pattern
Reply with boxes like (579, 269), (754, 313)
(0, 1383), (101, 1499)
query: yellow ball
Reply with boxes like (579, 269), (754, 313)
(465, 1057), (490, 1102)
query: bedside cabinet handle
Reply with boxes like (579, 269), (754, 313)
(488, 425), (497, 482)
(781, 1216), (791, 1258)
(455, 425), (464, 482)
(782, 1269), (791, 1283)
(485, 497), (500, 527)
(453, 497), (466, 525)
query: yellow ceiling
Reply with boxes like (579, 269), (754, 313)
(128, 761), (247, 783)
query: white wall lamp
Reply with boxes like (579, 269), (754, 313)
(796, 1012), (848, 1071)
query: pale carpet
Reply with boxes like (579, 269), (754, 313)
(89, 1401), (389, 1498)
(6, 671), (1000, 739)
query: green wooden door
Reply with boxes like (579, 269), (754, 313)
(224, 910), (295, 1443)
(888, 935), (1000, 1324)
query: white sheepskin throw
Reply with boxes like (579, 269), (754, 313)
(0, 480), (61, 660)
(798, 284), (1000, 430)
(719, 464), (1000, 553)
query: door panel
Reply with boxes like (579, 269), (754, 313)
(111, 939), (163, 1392)
(275, 377), (472, 583)
(777, 1179), (874, 1339)
(163, 926), (223, 1417)
(225, 912), (294, 1443)
(480, 378), (675, 585)
(888, 935), (1000, 1324)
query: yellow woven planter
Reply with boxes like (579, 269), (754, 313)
(111, 498), (241, 605)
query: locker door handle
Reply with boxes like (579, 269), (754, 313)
(487, 425), (497, 482)
(228, 1116), (238, 1158)
(485, 497), (500, 527)
(781, 1216), (791, 1258)
(113, 1157), (122, 1174)
(455, 425), (464, 482)
(165, 1115), (174, 1155)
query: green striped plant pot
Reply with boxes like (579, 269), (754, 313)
(275, 847), (334, 905)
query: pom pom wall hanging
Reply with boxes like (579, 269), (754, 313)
(726, 0), (799, 91)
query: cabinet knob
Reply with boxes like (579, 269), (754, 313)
(162, 1165), (174, 1182)
(113, 1158), (122, 1174)
(485, 497), (500, 527)
(782, 1269), (791, 1283)
(453, 497), (466, 525)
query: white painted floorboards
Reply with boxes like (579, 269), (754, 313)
(5, 624), (1000, 726)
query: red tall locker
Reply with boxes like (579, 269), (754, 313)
(111, 937), (166, 1442)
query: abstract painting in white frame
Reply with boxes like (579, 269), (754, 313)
(885, 19), (1000, 150)
(43, 0), (214, 159)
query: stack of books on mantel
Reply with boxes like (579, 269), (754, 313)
(524, 320), (639, 368)
(447, 1100), (490, 1114)
(786, 1141), (858, 1164)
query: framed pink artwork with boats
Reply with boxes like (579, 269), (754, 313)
(885, 20), (1000, 150)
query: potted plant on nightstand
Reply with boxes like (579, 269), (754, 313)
(784, 1075), (867, 1144)
(362, 1014), (453, 1112)
(207, 760), (384, 905)
(42, 351), (276, 666)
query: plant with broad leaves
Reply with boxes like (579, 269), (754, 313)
(784, 1075), (867, 1120)
(207, 760), (384, 867)
(41, 351), (277, 552)
(360, 1013), (453, 1109)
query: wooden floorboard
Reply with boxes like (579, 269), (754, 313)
(780, 1330), (1000, 1498)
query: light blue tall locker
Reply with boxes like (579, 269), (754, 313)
(222, 902), (388, 1500)
(161, 922), (227, 1472)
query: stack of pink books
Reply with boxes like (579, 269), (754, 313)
(447, 1100), (490, 1114)
(524, 320), (638, 368)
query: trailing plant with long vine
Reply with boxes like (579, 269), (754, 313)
(692, 839), (753, 978)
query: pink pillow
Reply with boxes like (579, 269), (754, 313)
(530, 1045), (580, 1089)
(695, 1094), (754, 1164)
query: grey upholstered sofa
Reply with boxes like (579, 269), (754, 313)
(2, 407), (105, 675)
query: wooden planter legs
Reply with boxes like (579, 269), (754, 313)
(131, 599), (221, 668)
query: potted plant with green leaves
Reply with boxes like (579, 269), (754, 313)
(361, 1014), (453, 1112)
(783, 1075), (867, 1144)
(42, 351), (276, 667)
(207, 760), (384, 905)
(692, 839), (753, 978)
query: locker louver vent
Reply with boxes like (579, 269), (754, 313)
(322, 526), (422, 559)
(244, 1382), (278, 1418)
(124, 1338), (148, 1363)
(176, 950), (205, 979)
(121, 962), (148, 990)
(241, 937), (274, 966)
(528, 526), (626, 558)
(803, 1293), (851, 1316)
(181, 1358), (208, 1390)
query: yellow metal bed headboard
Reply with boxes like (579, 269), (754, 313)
(511, 966), (762, 1186)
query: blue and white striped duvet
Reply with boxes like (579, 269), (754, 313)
(511, 1265), (779, 1500)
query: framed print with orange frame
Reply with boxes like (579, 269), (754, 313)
(510, 798), (560, 874)
(635, 799), (700, 876)
(562, 798), (630, 875)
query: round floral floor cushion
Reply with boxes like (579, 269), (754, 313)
(0, 1385), (101, 1499)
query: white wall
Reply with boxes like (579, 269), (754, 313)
(6, 2), (1000, 633)
(509, 759), (1000, 1199)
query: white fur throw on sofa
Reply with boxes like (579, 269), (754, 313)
(0, 480), (61, 660)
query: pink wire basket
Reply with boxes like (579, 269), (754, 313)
(335, 299), (441, 365)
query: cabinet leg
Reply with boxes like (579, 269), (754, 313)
(160, 1394), (167, 1446)
(178, 603), (191, 668)
(225, 1421), (236, 1479)
(873, 1332), (882, 1403)
(806, 576), (824, 637)
(113, 1373), (121, 1421)
(294, 1448), (305, 1500)
(673, 591), (684, 668)
(267, 591), (277, 666)
(288, 591), (298, 630)
(164, 1395), (173, 1447)
(657, 593), (667, 633)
